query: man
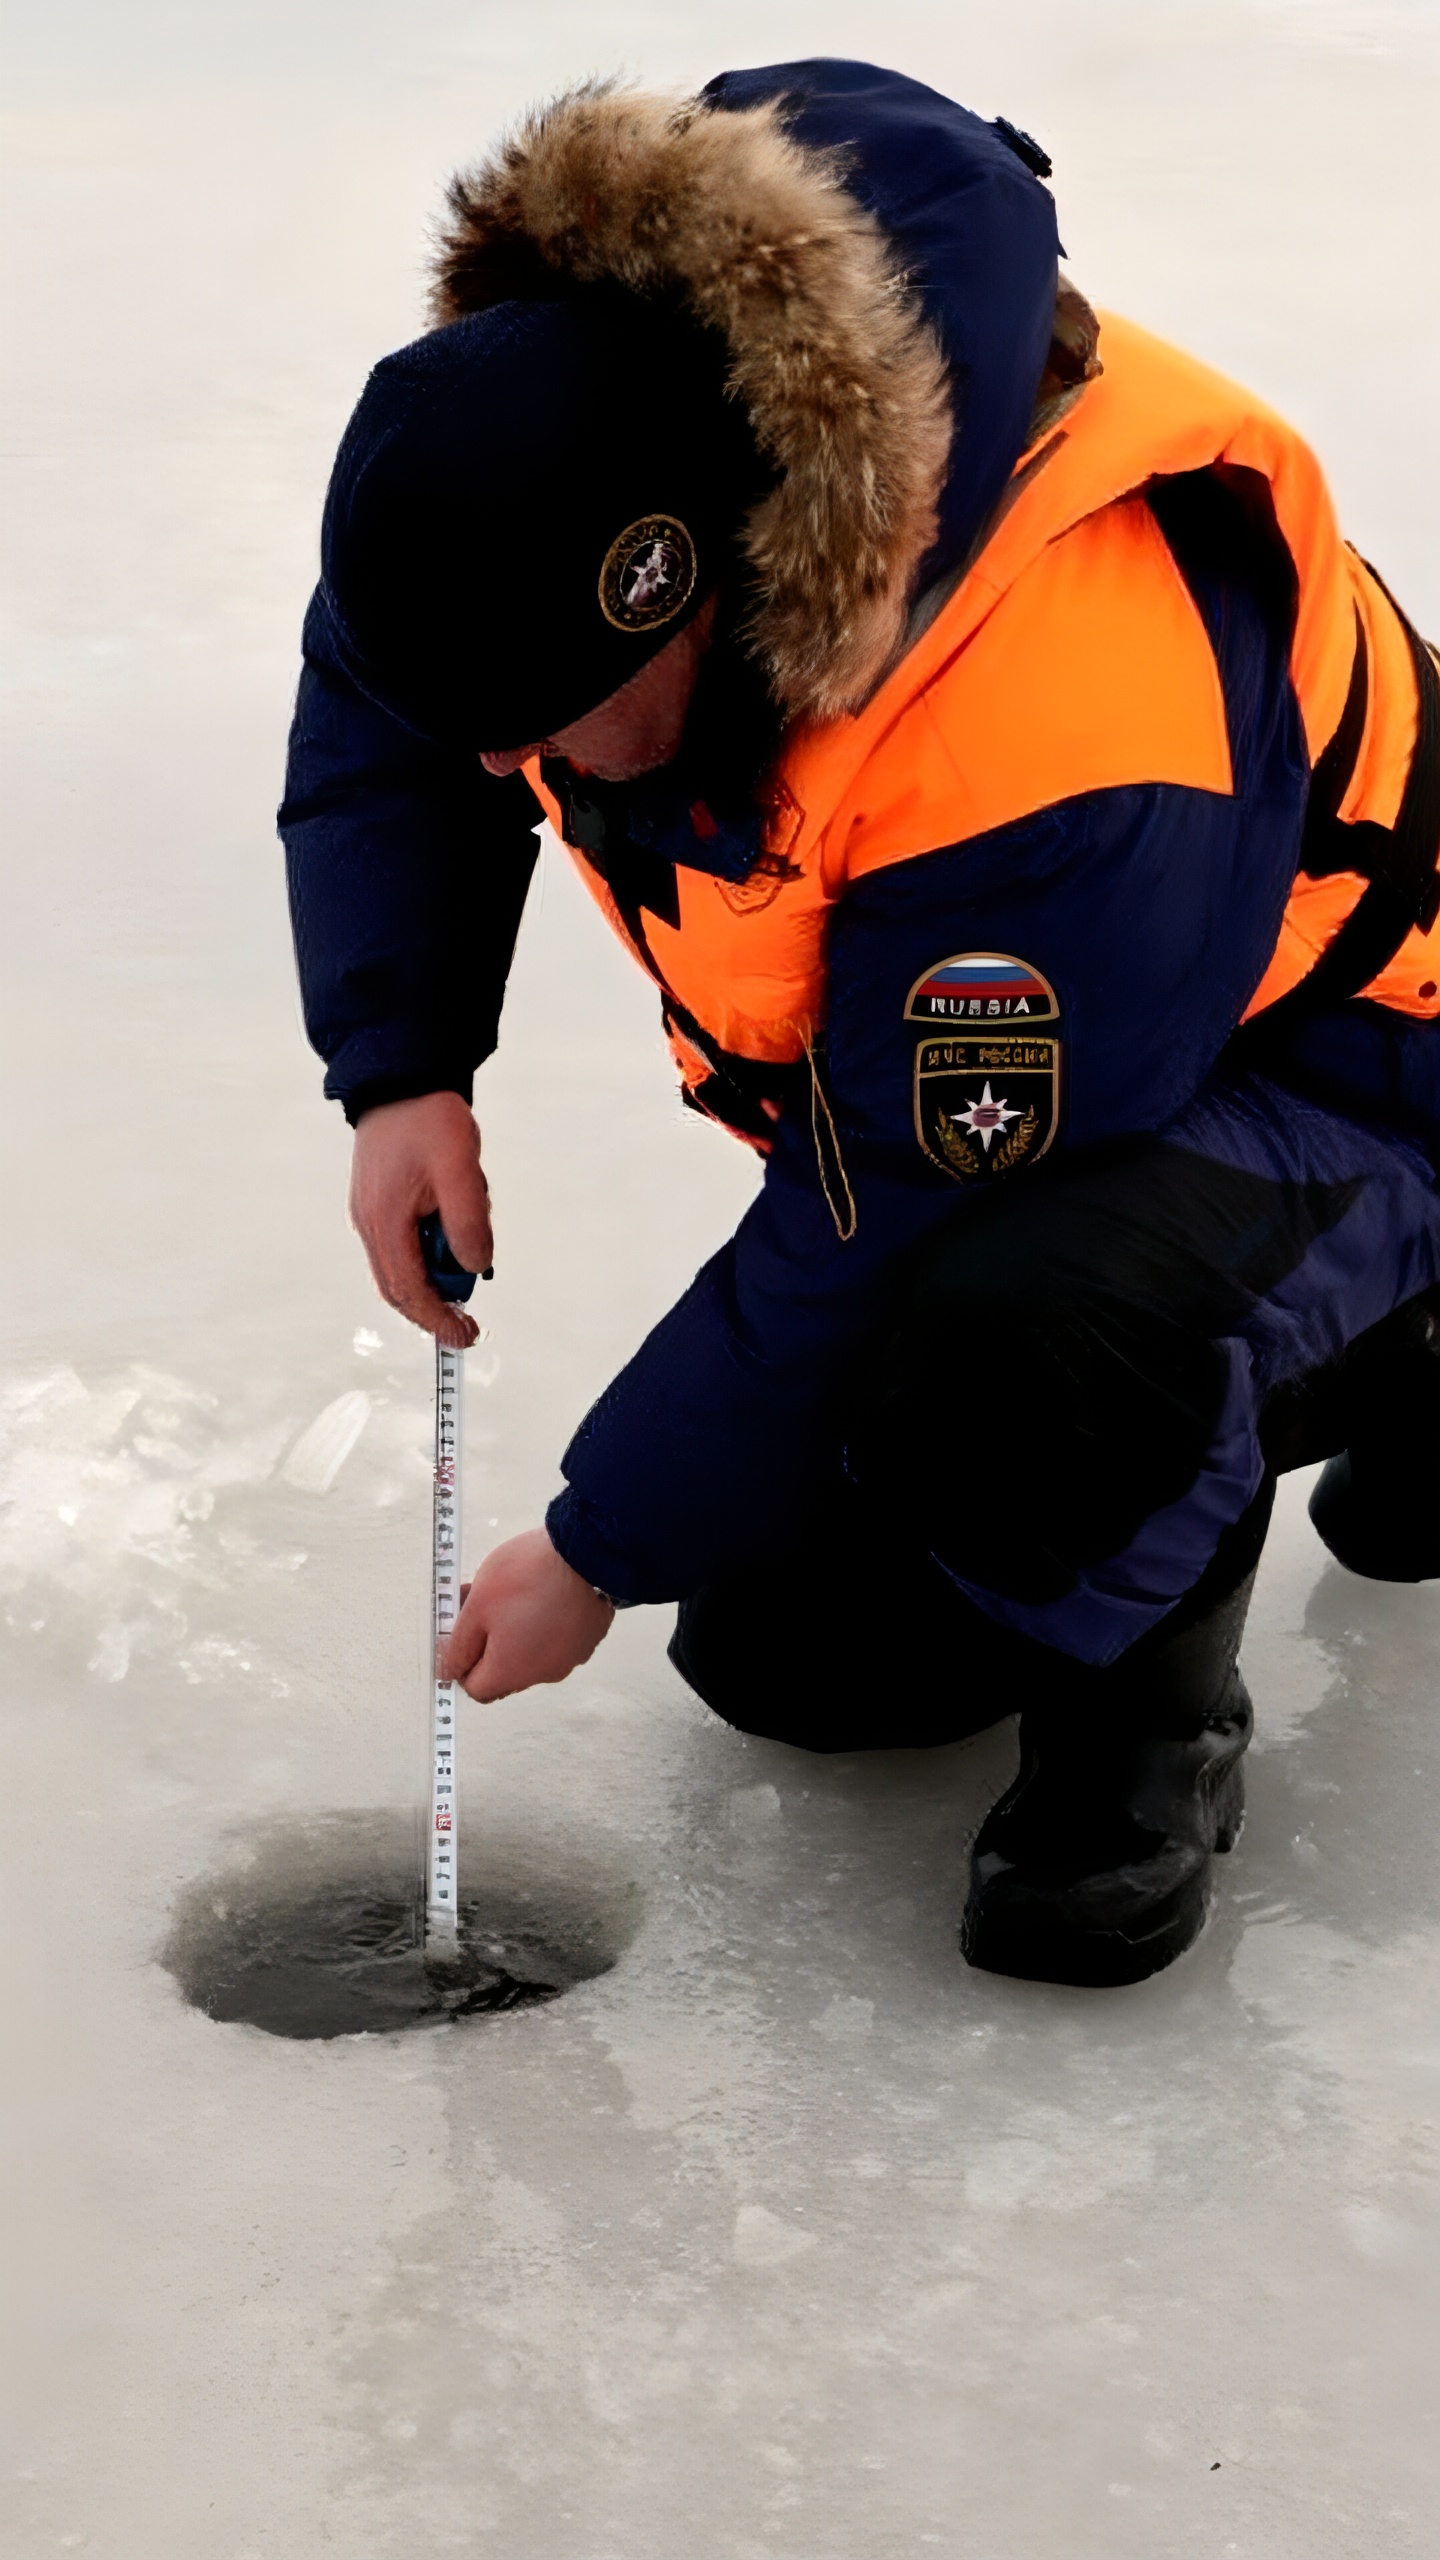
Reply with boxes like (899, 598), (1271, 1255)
(282, 61), (1440, 1988)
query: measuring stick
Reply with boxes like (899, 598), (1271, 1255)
(417, 1210), (479, 1960)
(427, 1334), (463, 1953)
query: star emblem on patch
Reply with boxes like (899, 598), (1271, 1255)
(953, 1081), (1021, 1152)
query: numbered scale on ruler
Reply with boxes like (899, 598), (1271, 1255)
(429, 1339), (463, 1950)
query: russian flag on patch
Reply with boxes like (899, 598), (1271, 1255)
(906, 951), (1057, 1022)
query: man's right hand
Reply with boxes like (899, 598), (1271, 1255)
(348, 1091), (492, 1347)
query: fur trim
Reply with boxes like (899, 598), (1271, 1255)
(1026, 273), (1103, 441)
(432, 86), (956, 720)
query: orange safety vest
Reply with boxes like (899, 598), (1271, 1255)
(528, 315), (1440, 1135)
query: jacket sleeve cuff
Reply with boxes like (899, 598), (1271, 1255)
(544, 1489), (661, 1609)
(339, 1070), (475, 1127)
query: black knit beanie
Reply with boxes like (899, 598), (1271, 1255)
(320, 288), (768, 750)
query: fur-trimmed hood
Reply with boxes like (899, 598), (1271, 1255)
(433, 61), (1090, 721)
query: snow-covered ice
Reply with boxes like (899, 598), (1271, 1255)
(3, 3), (1437, 2553)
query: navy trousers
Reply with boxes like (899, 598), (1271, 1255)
(671, 1042), (1440, 1743)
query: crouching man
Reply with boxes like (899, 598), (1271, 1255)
(282, 63), (1440, 1987)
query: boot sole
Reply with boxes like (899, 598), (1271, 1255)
(961, 1864), (1208, 1987)
(961, 1761), (1245, 1990)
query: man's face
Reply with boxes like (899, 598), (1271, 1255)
(479, 595), (717, 784)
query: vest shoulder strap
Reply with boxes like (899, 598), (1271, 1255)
(1259, 573), (1440, 1022)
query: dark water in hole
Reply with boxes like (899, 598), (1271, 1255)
(160, 1809), (641, 2040)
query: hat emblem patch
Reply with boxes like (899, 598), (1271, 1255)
(599, 515), (698, 633)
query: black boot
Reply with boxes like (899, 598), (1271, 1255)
(1307, 1285), (1440, 1582)
(961, 1493), (1269, 1989)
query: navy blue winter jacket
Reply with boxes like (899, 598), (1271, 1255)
(281, 61), (1437, 1607)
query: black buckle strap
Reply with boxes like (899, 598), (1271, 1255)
(1261, 569), (1440, 1022)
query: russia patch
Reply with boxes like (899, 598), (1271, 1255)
(904, 950), (1057, 1025)
(907, 952), (1061, 1181)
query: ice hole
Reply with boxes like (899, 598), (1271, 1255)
(159, 1809), (640, 2040)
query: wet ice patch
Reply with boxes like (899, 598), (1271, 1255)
(1231, 1917), (1440, 2185)
(959, 2118), (1156, 2214)
(963, 2137), (1055, 2212)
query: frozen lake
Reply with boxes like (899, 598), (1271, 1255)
(3, 3), (1438, 2552)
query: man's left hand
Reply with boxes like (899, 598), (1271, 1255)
(442, 1528), (614, 1702)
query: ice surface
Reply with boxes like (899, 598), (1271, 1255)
(2, 3), (1437, 2554)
